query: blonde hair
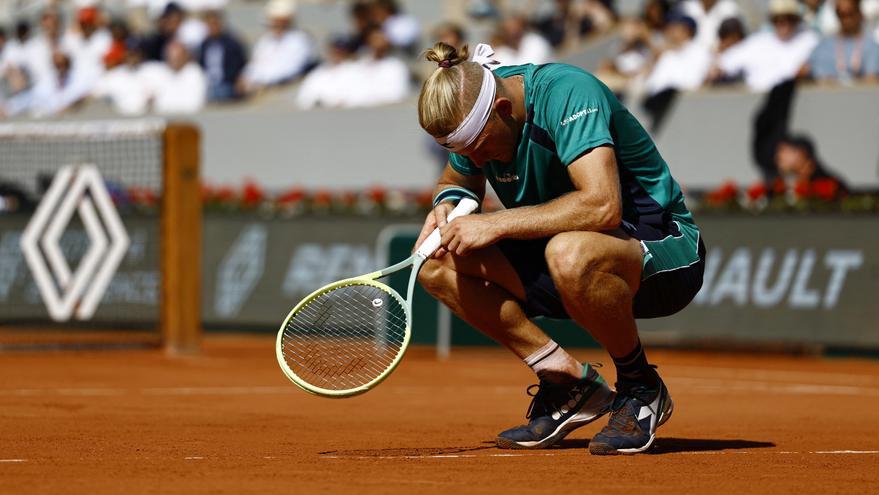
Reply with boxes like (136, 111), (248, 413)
(418, 43), (491, 138)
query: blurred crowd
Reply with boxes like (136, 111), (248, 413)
(0, 0), (877, 119)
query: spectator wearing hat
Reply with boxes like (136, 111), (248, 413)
(713, 0), (819, 91)
(678, 0), (742, 51)
(240, 0), (317, 92)
(643, 14), (710, 132)
(198, 10), (247, 101)
(808, 0), (879, 82)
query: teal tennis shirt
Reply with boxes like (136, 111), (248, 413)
(448, 63), (700, 278)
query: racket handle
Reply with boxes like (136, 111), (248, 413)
(416, 198), (479, 259)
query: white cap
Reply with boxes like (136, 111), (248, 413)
(769, 0), (801, 17)
(265, 0), (297, 19)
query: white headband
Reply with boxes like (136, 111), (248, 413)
(436, 43), (500, 153)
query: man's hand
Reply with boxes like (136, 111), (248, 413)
(440, 214), (502, 256)
(414, 202), (454, 258)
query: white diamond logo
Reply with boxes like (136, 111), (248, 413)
(19, 164), (130, 321)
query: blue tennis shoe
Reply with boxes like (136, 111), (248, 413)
(588, 376), (674, 455)
(496, 365), (615, 449)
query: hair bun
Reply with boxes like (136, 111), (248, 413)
(424, 42), (470, 69)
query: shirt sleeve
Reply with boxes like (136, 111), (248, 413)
(863, 39), (879, 76)
(542, 70), (614, 165)
(448, 152), (483, 176)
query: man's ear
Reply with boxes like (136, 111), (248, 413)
(493, 97), (513, 118)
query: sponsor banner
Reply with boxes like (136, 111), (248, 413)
(2, 213), (876, 349)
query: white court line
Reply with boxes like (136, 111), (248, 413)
(0, 459), (26, 463)
(184, 457), (204, 460)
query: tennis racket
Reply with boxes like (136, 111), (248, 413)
(276, 198), (479, 398)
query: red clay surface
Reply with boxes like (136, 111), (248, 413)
(2, 335), (878, 494)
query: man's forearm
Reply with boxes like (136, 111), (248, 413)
(487, 191), (622, 240)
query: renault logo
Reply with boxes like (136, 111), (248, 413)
(19, 164), (130, 321)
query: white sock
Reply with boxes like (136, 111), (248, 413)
(524, 340), (584, 383)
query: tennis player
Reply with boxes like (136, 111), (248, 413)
(414, 43), (705, 455)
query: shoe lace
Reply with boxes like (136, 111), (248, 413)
(524, 383), (549, 420)
(522, 363), (604, 420)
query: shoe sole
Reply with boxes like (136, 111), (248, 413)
(588, 393), (674, 456)
(496, 386), (615, 450)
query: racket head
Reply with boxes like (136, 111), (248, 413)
(275, 277), (412, 398)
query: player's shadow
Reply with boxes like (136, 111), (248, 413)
(548, 438), (775, 454)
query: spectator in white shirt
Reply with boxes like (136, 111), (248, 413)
(645, 14), (711, 95)
(642, 14), (710, 132)
(296, 35), (359, 109)
(92, 41), (152, 115)
(678, 0), (742, 51)
(492, 14), (554, 66)
(240, 0), (316, 92)
(28, 51), (93, 117)
(147, 40), (206, 113)
(62, 7), (112, 92)
(713, 0), (819, 91)
(342, 27), (411, 108)
(371, 0), (421, 54)
(26, 8), (68, 89)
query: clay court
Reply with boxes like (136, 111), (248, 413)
(2, 335), (877, 494)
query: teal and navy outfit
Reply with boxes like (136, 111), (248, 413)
(449, 63), (705, 319)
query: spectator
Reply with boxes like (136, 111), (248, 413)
(802, 0), (879, 35)
(27, 8), (67, 88)
(371, 0), (421, 54)
(240, 0), (316, 92)
(198, 10), (247, 101)
(492, 13), (554, 66)
(28, 51), (92, 117)
(295, 35), (359, 109)
(713, 0), (819, 91)
(92, 41), (152, 115)
(343, 27), (410, 107)
(716, 17), (746, 53)
(145, 40), (206, 113)
(62, 6), (112, 89)
(0, 21), (32, 72)
(775, 134), (849, 195)
(808, 0), (879, 82)
(176, 3), (208, 54)
(645, 15), (711, 95)
(103, 19), (133, 69)
(679, 0), (742, 50)
(141, 2), (184, 61)
(643, 14), (710, 132)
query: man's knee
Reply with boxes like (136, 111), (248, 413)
(544, 233), (606, 286)
(417, 257), (450, 295)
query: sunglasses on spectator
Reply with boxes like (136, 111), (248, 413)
(771, 15), (799, 25)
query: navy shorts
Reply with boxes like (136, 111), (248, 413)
(496, 222), (706, 320)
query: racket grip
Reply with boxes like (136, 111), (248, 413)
(416, 198), (479, 258)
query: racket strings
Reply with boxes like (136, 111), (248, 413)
(281, 283), (408, 391)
